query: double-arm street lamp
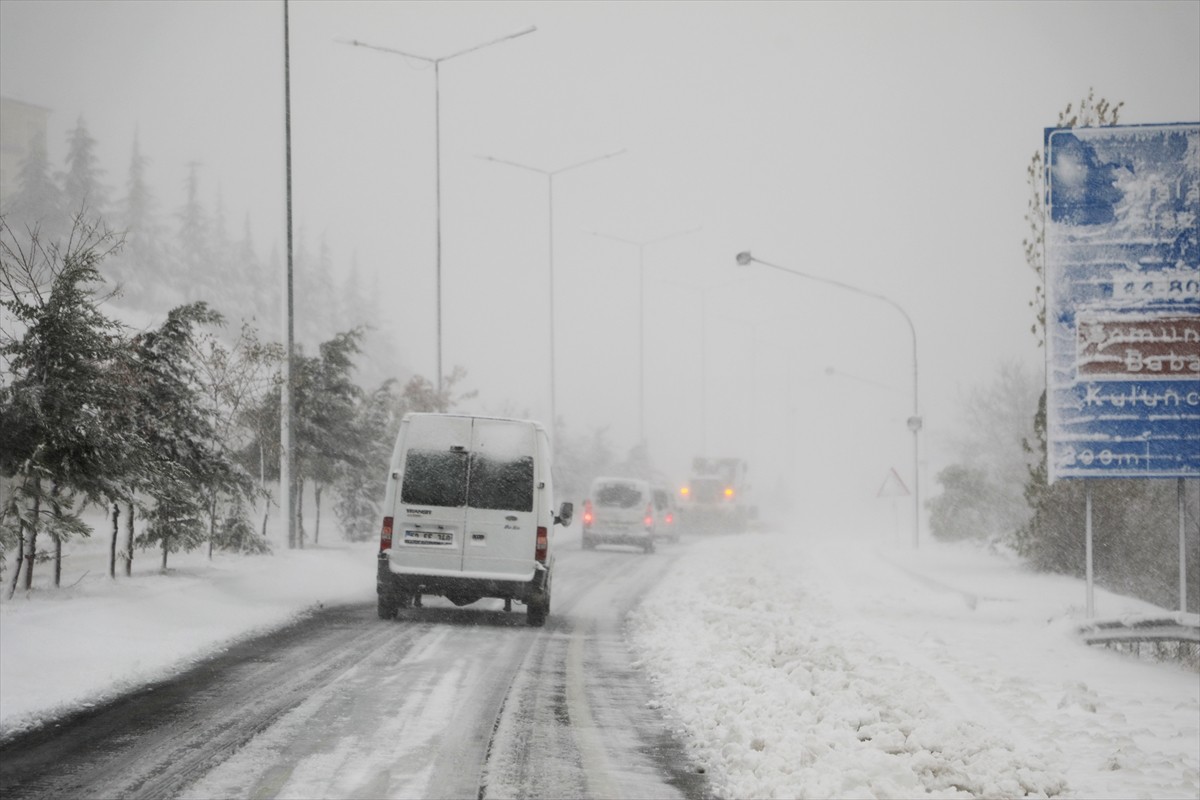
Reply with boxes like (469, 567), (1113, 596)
(735, 252), (923, 548)
(345, 26), (536, 396)
(590, 227), (699, 448)
(479, 150), (626, 433)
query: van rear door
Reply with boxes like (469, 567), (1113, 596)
(394, 415), (471, 574)
(461, 418), (538, 580)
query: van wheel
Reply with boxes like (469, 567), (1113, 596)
(527, 582), (550, 626)
(377, 594), (398, 619)
(643, 541), (655, 554)
(582, 535), (595, 551)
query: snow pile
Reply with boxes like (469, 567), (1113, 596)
(0, 542), (375, 740)
(628, 530), (1200, 799)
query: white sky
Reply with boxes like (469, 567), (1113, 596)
(2, 0), (1198, 519)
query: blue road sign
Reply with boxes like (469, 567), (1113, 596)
(1045, 123), (1199, 480)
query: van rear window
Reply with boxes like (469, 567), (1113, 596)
(401, 449), (468, 507)
(595, 483), (644, 508)
(468, 454), (534, 512)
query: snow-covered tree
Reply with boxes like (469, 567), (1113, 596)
(0, 214), (128, 592)
(60, 117), (110, 229)
(189, 320), (281, 556)
(4, 134), (66, 244)
(128, 303), (253, 569)
(111, 132), (170, 309)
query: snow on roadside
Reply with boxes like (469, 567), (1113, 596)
(0, 542), (376, 741)
(628, 529), (1200, 800)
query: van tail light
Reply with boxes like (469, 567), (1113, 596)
(380, 516), (394, 551)
(582, 500), (594, 527)
(535, 526), (548, 563)
(665, 512), (674, 525)
(644, 504), (654, 528)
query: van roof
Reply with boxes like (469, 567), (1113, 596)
(403, 411), (547, 434)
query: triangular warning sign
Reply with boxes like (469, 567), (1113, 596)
(877, 468), (910, 498)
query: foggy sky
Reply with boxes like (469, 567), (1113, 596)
(2, 0), (1198, 527)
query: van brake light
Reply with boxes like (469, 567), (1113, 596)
(536, 526), (548, 563)
(582, 499), (594, 527)
(644, 504), (654, 528)
(380, 516), (394, 551)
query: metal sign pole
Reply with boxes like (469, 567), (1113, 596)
(280, 0), (295, 550)
(1085, 482), (1095, 619)
(1180, 477), (1188, 614)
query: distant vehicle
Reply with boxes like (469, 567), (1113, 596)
(581, 476), (656, 554)
(376, 413), (573, 627)
(651, 485), (680, 543)
(677, 457), (753, 533)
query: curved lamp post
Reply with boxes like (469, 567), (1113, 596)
(735, 251), (922, 548)
(344, 26), (537, 396)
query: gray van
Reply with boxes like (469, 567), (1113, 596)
(376, 413), (572, 626)
(581, 476), (656, 553)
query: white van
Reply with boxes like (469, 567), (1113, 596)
(581, 476), (655, 553)
(376, 413), (572, 626)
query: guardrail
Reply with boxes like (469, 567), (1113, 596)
(1077, 613), (1200, 646)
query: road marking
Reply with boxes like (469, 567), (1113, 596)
(566, 619), (621, 799)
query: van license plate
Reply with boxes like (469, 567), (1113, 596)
(404, 530), (453, 545)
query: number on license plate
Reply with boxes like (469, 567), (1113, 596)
(404, 529), (453, 545)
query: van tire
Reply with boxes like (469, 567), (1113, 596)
(377, 594), (398, 620)
(527, 598), (548, 626)
(581, 535), (595, 551)
(643, 540), (655, 554)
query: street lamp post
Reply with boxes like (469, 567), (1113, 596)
(479, 150), (626, 435)
(590, 227), (698, 448)
(345, 26), (536, 397)
(735, 251), (923, 548)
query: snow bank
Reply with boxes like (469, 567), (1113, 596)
(0, 541), (375, 740)
(628, 529), (1200, 799)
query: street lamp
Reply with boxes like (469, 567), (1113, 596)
(660, 276), (749, 457)
(735, 251), (923, 548)
(590, 227), (699, 448)
(479, 150), (626, 434)
(344, 26), (536, 396)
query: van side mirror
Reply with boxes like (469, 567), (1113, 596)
(556, 501), (574, 527)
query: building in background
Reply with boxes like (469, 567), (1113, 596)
(0, 95), (51, 208)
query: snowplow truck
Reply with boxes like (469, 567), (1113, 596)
(677, 457), (754, 534)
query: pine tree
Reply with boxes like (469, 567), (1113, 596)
(4, 133), (66, 244)
(115, 132), (170, 310)
(1, 214), (129, 592)
(61, 117), (110, 229)
(128, 303), (249, 569)
(174, 162), (210, 306)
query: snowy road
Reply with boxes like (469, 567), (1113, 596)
(0, 545), (711, 800)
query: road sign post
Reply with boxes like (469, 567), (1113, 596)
(1044, 122), (1199, 616)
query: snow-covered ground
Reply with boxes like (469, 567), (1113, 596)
(629, 528), (1200, 799)
(0, 538), (377, 739)
(2, 524), (1197, 799)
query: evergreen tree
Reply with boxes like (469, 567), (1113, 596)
(4, 133), (66, 243)
(174, 162), (210, 306)
(1, 215), (129, 592)
(128, 303), (250, 569)
(113, 131), (169, 309)
(60, 117), (110, 229)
